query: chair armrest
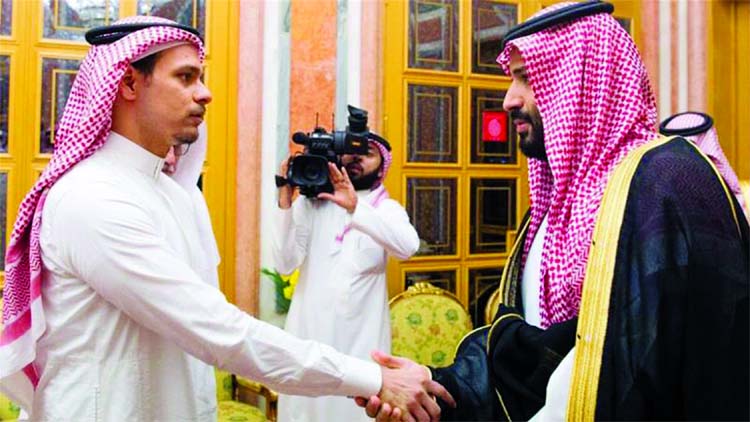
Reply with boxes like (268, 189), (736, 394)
(234, 375), (278, 421)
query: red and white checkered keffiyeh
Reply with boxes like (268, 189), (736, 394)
(663, 113), (748, 216)
(0, 16), (204, 389)
(371, 138), (392, 190)
(497, 3), (658, 328)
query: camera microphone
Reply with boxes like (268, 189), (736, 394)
(292, 132), (309, 145)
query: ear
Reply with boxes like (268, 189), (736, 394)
(119, 66), (139, 101)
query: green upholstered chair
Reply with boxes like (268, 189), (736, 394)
(216, 369), (235, 403)
(0, 394), (20, 422)
(216, 370), (278, 422)
(389, 282), (473, 367)
(218, 399), (267, 422)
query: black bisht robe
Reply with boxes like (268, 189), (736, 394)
(432, 137), (749, 421)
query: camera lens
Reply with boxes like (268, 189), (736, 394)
(303, 164), (324, 181)
(290, 155), (329, 188)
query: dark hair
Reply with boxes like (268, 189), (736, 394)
(130, 52), (161, 76)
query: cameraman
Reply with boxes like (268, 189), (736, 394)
(273, 134), (420, 422)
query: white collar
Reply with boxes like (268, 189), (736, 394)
(96, 131), (166, 181)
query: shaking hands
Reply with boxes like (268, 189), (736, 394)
(356, 350), (455, 422)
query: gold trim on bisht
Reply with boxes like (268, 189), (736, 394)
(499, 216), (532, 307)
(567, 135), (743, 420)
(567, 136), (672, 420)
(487, 312), (523, 422)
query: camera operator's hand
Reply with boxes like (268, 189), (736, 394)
(317, 162), (358, 213)
(278, 155), (295, 209)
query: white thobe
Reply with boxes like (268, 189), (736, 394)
(522, 215), (549, 329)
(31, 133), (381, 421)
(273, 189), (420, 422)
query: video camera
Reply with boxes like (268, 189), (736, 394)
(286, 105), (371, 197)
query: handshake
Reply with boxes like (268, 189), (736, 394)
(355, 350), (455, 422)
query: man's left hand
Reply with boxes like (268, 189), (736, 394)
(317, 162), (358, 213)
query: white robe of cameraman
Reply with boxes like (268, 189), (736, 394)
(273, 186), (420, 422)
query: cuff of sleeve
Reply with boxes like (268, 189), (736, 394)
(335, 355), (382, 398)
(277, 205), (293, 221)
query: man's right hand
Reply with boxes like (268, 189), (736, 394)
(368, 350), (455, 422)
(278, 154), (295, 209)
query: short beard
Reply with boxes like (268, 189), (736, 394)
(512, 109), (547, 161)
(351, 169), (380, 191)
(519, 131), (547, 161)
(175, 132), (199, 146)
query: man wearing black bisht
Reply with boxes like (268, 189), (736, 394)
(361, 2), (749, 421)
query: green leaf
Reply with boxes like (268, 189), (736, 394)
(262, 267), (292, 314)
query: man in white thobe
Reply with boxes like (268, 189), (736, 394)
(274, 134), (420, 422)
(0, 17), (452, 422)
